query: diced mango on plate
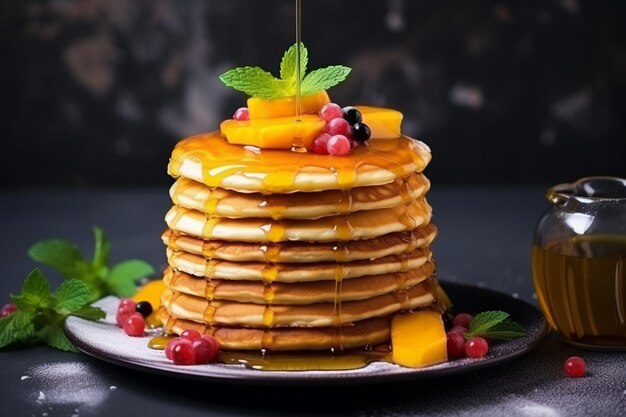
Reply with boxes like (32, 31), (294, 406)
(391, 310), (448, 368)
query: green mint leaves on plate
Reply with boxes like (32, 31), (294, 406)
(219, 42), (351, 99)
(464, 311), (527, 340)
(28, 226), (154, 303)
(0, 269), (105, 352)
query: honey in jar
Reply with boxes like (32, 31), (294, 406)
(532, 177), (626, 350)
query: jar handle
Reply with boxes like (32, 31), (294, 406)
(546, 182), (574, 206)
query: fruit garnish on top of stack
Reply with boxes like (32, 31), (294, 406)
(218, 42), (403, 154)
(156, 42), (451, 368)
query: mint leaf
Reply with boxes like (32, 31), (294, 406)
(0, 312), (35, 348)
(1, 268), (111, 353)
(220, 43), (351, 98)
(22, 268), (51, 299)
(105, 259), (155, 297)
(465, 311), (527, 340)
(54, 279), (90, 311)
(219, 67), (288, 100)
(301, 66), (351, 96)
(38, 323), (77, 352)
(28, 239), (85, 276)
(11, 269), (54, 311)
(71, 305), (106, 321)
(92, 226), (110, 269)
(280, 42), (308, 86)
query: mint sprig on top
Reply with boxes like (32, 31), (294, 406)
(0, 269), (105, 352)
(219, 42), (351, 99)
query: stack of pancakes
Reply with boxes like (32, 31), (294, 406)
(158, 132), (443, 351)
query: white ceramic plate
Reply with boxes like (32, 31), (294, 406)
(65, 282), (549, 385)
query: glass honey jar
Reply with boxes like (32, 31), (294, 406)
(531, 176), (626, 350)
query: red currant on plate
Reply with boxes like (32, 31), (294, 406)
(448, 325), (468, 335)
(0, 303), (17, 317)
(446, 332), (466, 358)
(452, 313), (474, 329)
(465, 336), (489, 358)
(564, 356), (586, 378)
(170, 339), (196, 365)
(192, 336), (220, 364)
(122, 312), (146, 337)
(180, 329), (202, 342)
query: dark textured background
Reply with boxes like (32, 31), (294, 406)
(1, 0), (625, 187)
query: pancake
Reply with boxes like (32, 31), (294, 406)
(170, 173), (430, 219)
(160, 278), (436, 327)
(162, 261), (435, 304)
(165, 198), (432, 243)
(166, 246), (431, 283)
(161, 224), (437, 263)
(168, 133), (432, 193)
(158, 308), (392, 350)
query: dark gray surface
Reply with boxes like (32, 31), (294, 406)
(1, 186), (625, 417)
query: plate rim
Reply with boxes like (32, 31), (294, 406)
(65, 282), (550, 386)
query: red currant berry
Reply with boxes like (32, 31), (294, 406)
(448, 325), (468, 336)
(326, 117), (351, 137)
(164, 337), (181, 360)
(192, 336), (220, 364)
(118, 299), (136, 316)
(319, 103), (344, 122)
(452, 313), (474, 329)
(564, 356), (586, 378)
(446, 332), (466, 358)
(233, 107), (249, 121)
(311, 133), (331, 155)
(0, 303), (17, 317)
(327, 135), (351, 156)
(180, 329), (202, 342)
(171, 339), (196, 365)
(116, 312), (131, 328)
(122, 312), (146, 337)
(465, 336), (489, 358)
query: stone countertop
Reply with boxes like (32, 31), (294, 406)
(0, 186), (624, 417)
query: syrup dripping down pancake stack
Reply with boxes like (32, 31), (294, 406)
(157, 121), (446, 351)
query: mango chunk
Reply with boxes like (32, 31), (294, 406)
(356, 106), (403, 139)
(132, 279), (166, 309)
(220, 114), (325, 149)
(391, 311), (448, 368)
(248, 91), (330, 119)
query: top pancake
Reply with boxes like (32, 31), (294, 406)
(168, 132), (432, 193)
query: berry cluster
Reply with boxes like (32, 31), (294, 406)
(164, 329), (220, 365)
(445, 312), (490, 359)
(116, 299), (153, 337)
(312, 103), (371, 155)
